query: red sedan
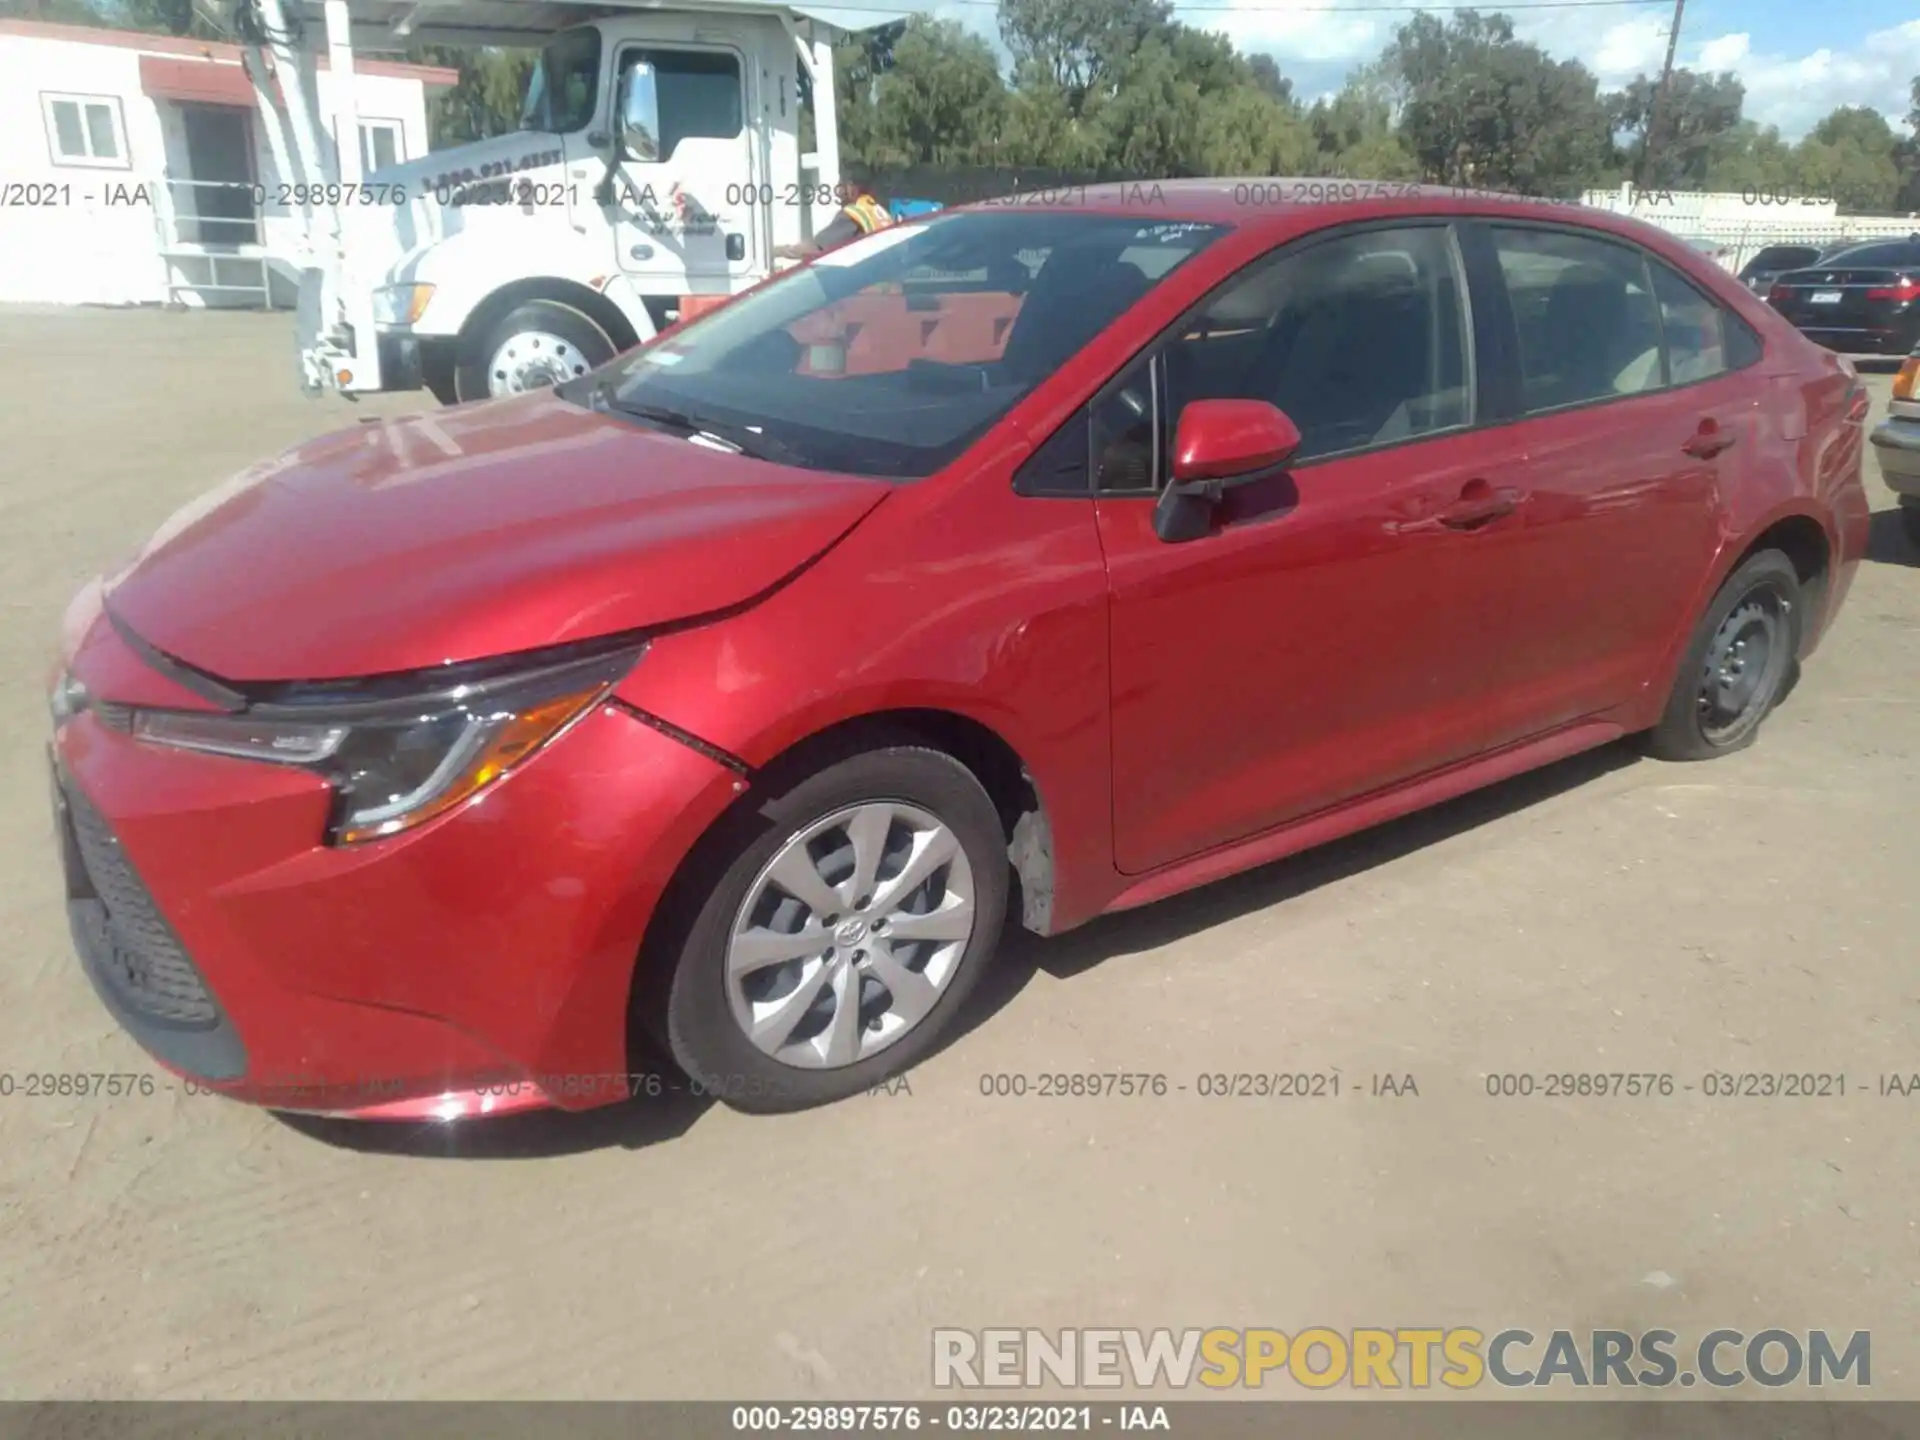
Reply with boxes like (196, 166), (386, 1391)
(48, 182), (1872, 1119)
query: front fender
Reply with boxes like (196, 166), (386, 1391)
(612, 479), (1120, 934)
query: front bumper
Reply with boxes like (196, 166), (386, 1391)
(50, 620), (741, 1119)
(1869, 413), (1920, 496)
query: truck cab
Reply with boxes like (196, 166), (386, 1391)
(239, 0), (896, 404)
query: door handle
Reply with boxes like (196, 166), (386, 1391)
(1439, 485), (1523, 529)
(1683, 424), (1737, 459)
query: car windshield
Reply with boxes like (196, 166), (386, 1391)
(572, 210), (1229, 479)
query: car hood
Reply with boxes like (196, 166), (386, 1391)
(104, 392), (890, 682)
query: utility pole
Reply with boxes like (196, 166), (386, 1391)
(1637, 0), (1686, 192)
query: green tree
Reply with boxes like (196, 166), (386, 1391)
(1703, 119), (1796, 194)
(1793, 106), (1902, 213)
(1898, 75), (1920, 211)
(859, 17), (1005, 167)
(1309, 65), (1419, 179)
(0, 0), (106, 21)
(1384, 11), (1610, 196)
(996, 0), (1170, 118)
(996, 62), (1110, 167)
(1194, 83), (1315, 174)
(1247, 53), (1293, 107)
(1608, 69), (1745, 189)
(412, 45), (535, 147)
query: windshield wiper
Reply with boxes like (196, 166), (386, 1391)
(587, 382), (803, 466)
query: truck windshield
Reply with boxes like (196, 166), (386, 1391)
(519, 28), (601, 133)
(571, 210), (1229, 480)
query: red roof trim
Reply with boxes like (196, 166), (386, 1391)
(0, 19), (457, 86)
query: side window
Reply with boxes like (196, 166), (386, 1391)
(620, 50), (743, 162)
(44, 94), (128, 168)
(1161, 226), (1470, 465)
(1650, 261), (1729, 384)
(1091, 357), (1158, 494)
(1492, 227), (1665, 413)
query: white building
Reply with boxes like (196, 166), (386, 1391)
(0, 19), (454, 307)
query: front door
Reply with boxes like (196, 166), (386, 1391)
(606, 43), (761, 292)
(178, 103), (257, 247)
(1098, 222), (1533, 875)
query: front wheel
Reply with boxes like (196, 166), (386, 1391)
(1642, 549), (1802, 761)
(660, 744), (1009, 1113)
(455, 299), (615, 402)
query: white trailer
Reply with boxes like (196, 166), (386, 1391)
(227, 0), (904, 402)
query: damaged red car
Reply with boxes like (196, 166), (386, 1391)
(49, 182), (1871, 1119)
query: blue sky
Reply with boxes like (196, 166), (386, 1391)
(893, 0), (1920, 141)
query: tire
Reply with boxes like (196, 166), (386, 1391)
(1642, 549), (1803, 762)
(660, 742), (1009, 1114)
(1901, 501), (1920, 548)
(454, 299), (615, 403)
(421, 343), (460, 408)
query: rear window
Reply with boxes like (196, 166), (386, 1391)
(1814, 241), (1920, 269)
(1745, 246), (1820, 273)
(581, 212), (1228, 479)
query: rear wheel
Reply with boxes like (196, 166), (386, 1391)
(1900, 499), (1920, 548)
(455, 299), (615, 403)
(1642, 550), (1802, 761)
(659, 743), (1008, 1113)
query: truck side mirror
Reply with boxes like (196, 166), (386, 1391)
(615, 60), (661, 163)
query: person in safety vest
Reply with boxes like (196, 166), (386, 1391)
(774, 189), (897, 261)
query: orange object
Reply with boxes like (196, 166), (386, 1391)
(678, 294), (730, 323)
(1894, 356), (1919, 402)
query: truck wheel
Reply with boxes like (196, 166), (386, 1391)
(456, 299), (615, 402)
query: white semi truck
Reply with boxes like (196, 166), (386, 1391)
(231, 0), (904, 403)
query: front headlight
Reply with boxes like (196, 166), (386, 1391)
(128, 645), (641, 844)
(371, 283), (436, 327)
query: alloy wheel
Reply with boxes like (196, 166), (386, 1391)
(724, 801), (977, 1070)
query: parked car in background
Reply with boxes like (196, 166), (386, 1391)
(1739, 243), (1842, 295)
(48, 183), (1872, 1122)
(1869, 348), (1920, 543)
(1767, 236), (1920, 355)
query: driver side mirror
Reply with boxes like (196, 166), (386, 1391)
(1153, 399), (1302, 544)
(615, 60), (661, 162)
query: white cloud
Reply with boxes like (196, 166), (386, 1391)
(1719, 19), (1920, 138)
(1207, 5), (1386, 67)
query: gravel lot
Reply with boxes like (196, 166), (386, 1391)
(1, 307), (1917, 1400)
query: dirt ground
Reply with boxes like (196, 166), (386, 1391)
(1, 306), (1917, 1401)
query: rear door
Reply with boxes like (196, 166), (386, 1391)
(1461, 222), (1751, 731)
(607, 41), (762, 292)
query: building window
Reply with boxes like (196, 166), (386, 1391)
(43, 94), (130, 168)
(359, 120), (404, 175)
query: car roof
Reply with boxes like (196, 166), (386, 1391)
(947, 177), (1697, 250)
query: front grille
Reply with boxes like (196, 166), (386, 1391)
(58, 778), (218, 1027)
